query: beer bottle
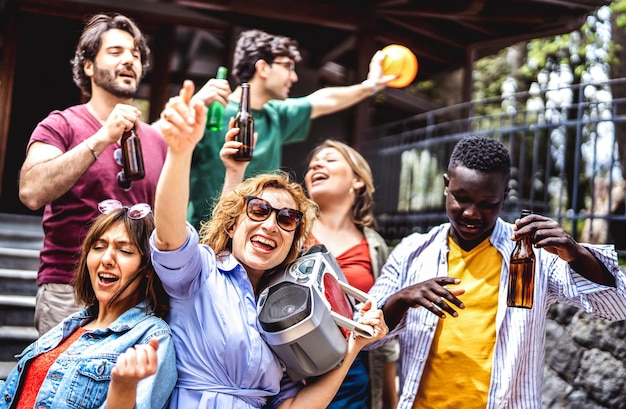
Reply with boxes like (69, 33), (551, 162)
(206, 66), (228, 131)
(120, 126), (145, 181)
(233, 82), (254, 161)
(506, 209), (535, 308)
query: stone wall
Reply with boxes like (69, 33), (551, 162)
(543, 291), (626, 408)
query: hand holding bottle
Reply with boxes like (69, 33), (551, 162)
(96, 103), (142, 146)
(191, 71), (231, 111)
(207, 66), (228, 131)
(117, 126), (145, 190)
(219, 117), (258, 196)
(233, 82), (254, 161)
(507, 210), (536, 308)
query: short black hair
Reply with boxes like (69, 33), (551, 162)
(448, 136), (511, 179)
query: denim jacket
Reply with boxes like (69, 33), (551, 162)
(0, 303), (177, 409)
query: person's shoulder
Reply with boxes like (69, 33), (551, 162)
(127, 308), (173, 336)
(39, 104), (87, 124)
(142, 314), (172, 332)
(266, 97), (311, 111)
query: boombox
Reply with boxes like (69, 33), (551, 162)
(257, 244), (374, 381)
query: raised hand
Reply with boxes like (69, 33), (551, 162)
(158, 80), (208, 154)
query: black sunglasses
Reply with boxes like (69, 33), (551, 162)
(245, 196), (303, 232)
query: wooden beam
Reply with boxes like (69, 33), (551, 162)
(179, 0), (360, 31)
(17, 0), (228, 29)
(0, 4), (19, 198)
(352, 29), (378, 150)
(149, 25), (177, 123)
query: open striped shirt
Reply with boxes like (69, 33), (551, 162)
(367, 218), (626, 409)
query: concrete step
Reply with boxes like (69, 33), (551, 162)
(0, 268), (37, 296)
(0, 213), (41, 380)
(0, 212), (43, 251)
(0, 294), (36, 326)
(0, 296), (37, 368)
(0, 248), (40, 270)
(0, 325), (39, 379)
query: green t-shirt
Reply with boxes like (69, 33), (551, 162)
(188, 97), (312, 228)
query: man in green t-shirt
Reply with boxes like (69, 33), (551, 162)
(189, 29), (396, 228)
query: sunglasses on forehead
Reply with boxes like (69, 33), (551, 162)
(245, 196), (303, 232)
(98, 199), (151, 219)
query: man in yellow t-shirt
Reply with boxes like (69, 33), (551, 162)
(367, 135), (626, 409)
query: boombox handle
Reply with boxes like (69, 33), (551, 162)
(330, 281), (376, 339)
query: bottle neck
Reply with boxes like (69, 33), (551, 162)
(123, 127), (139, 140)
(240, 83), (251, 113)
(216, 67), (228, 80)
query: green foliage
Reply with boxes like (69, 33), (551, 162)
(473, 50), (510, 100)
(613, 0), (626, 18)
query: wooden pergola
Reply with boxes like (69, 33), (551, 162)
(0, 0), (610, 213)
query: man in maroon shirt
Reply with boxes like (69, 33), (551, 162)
(18, 13), (229, 335)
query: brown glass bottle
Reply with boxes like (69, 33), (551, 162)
(233, 82), (254, 161)
(506, 209), (535, 308)
(121, 127), (145, 181)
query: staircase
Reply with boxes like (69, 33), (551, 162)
(0, 212), (42, 379)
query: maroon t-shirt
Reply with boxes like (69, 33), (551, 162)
(27, 105), (167, 285)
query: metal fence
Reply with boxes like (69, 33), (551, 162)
(361, 78), (626, 251)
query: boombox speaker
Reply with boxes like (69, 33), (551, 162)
(257, 244), (374, 381)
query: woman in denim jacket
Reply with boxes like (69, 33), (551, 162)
(0, 201), (177, 409)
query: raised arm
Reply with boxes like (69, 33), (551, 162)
(153, 80), (207, 251)
(19, 104), (141, 210)
(306, 51), (396, 119)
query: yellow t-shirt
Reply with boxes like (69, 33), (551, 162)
(413, 236), (502, 409)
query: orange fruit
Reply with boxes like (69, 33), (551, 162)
(381, 44), (418, 88)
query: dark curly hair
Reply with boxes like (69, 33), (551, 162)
(71, 13), (150, 98)
(232, 29), (301, 84)
(448, 136), (511, 180)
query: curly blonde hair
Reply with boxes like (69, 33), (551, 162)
(199, 172), (318, 273)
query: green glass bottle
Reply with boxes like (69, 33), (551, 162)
(206, 66), (228, 131)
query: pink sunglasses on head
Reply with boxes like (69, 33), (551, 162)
(97, 199), (151, 220)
